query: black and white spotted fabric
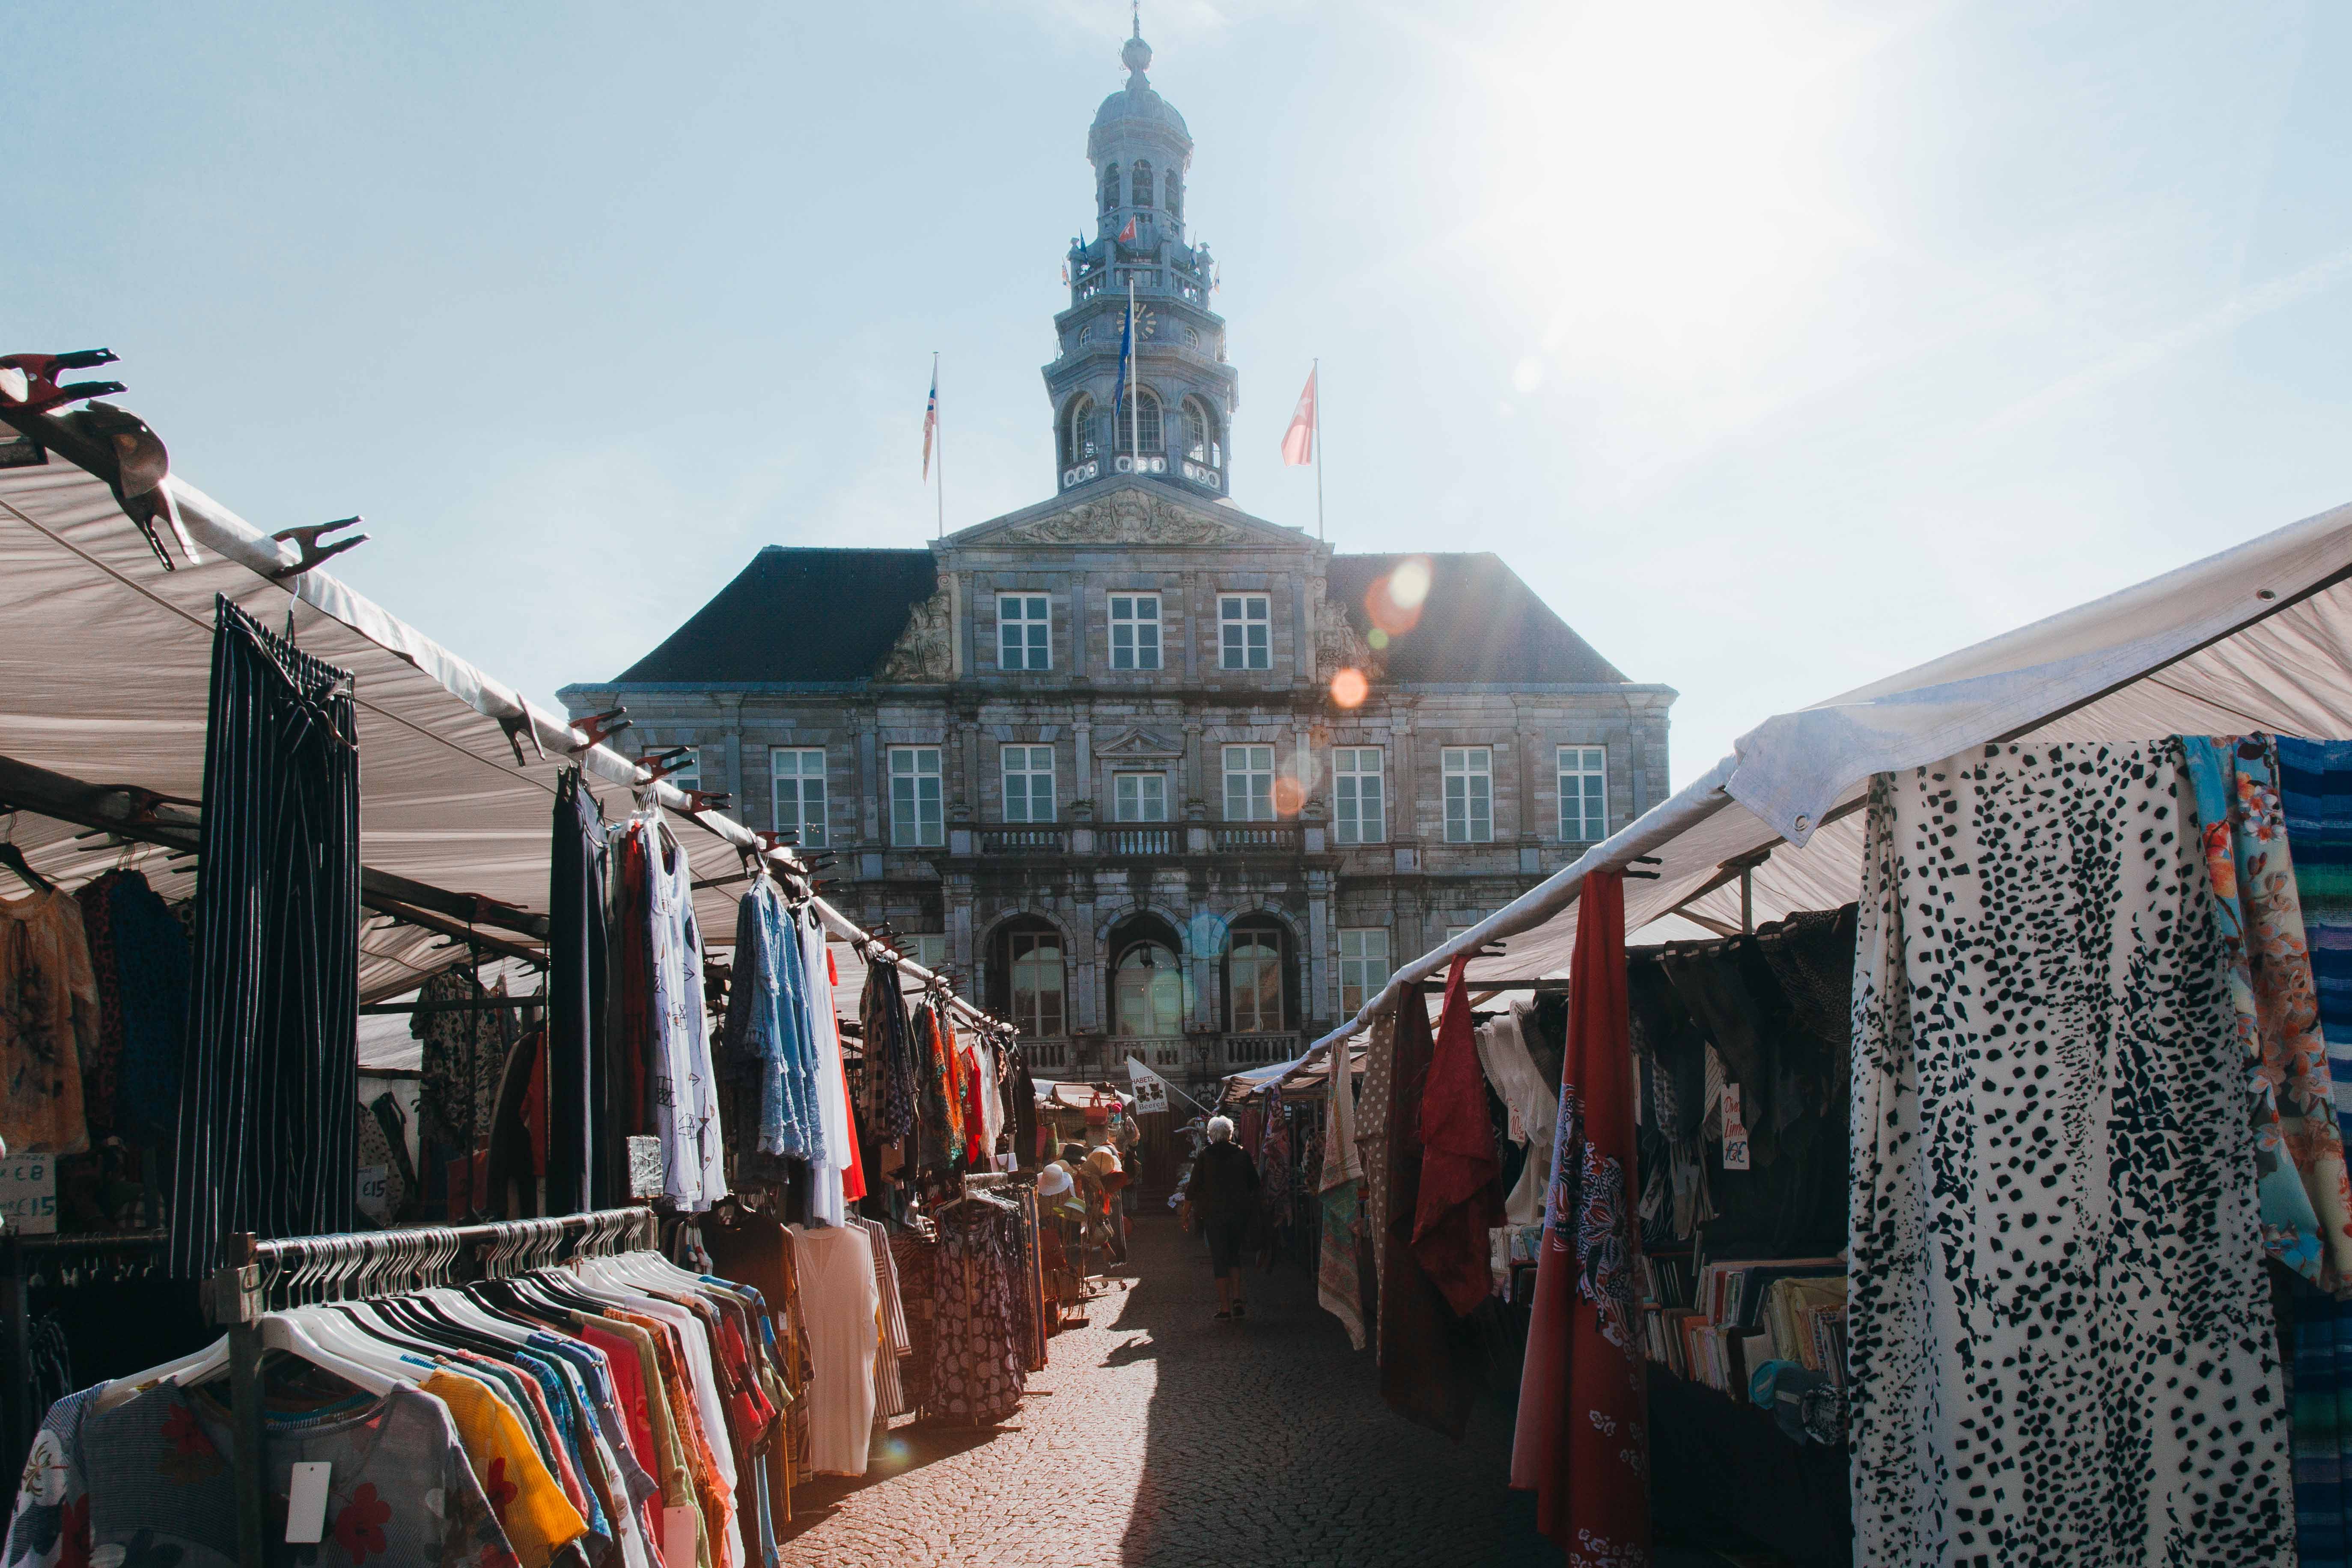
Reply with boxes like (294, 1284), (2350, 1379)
(1848, 740), (2291, 1566)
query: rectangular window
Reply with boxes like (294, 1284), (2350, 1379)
(1218, 593), (1271, 670)
(1001, 744), (1057, 824)
(908, 934), (948, 973)
(1338, 928), (1390, 1016)
(1223, 744), (1276, 821)
(1557, 745), (1608, 843)
(997, 594), (1051, 672)
(1108, 593), (1161, 671)
(1443, 747), (1493, 843)
(1333, 747), (1385, 845)
(1009, 930), (1066, 1037)
(768, 747), (827, 848)
(888, 746), (943, 847)
(1113, 773), (1167, 822)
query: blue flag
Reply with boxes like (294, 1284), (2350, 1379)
(1112, 282), (1135, 435)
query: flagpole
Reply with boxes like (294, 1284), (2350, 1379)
(1313, 356), (1324, 540)
(933, 351), (944, 540)
(1126, 278), (1139, 468)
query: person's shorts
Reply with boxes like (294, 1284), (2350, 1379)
(1204, 1215), (1250, 1273)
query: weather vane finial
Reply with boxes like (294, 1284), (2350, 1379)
(1132, 1), (1141, 41)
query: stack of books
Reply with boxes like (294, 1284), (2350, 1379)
(1637, 1253), (1846, 1398)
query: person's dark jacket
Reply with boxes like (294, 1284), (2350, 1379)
(1189, 1140), (1259, 1223)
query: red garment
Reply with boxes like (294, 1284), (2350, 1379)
(1411, 955), (1504, 1317)
(1510, 871), (1649, 1561)
(837, 1053), (868, 1202)
(1378, 985), (1480, 1438)
(957, 1044), (988, 1168)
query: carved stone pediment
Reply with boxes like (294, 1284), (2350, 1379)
(1096, 726), (1185, 760)
(999, 487), (1244, 546)
(875, 583), (955, 683)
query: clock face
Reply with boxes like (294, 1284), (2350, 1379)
(1137, 308), (1159, 341)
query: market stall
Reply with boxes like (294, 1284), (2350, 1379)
(0, 358), (1035, 1563)
(1277, 496), (2352, 1565)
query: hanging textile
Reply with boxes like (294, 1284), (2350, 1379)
(1509, 869), (1649, 1563)
(1377, 992), (1481, 1439)
(1258, 1082), (1295, 1238)
(859, 958), (918, 1158)
(1317, 1033), (1368, 1351)
(2183, 735), (2352, 1285)
(720, 875), (822, 1172)
(170, 597), (360, 1277)
(415, 964), (507, 1216)
(1412, 956), (1503, 1318)
(0, 885), (94, 1156)
(70, 873), (124, 1143)
(99, 869), (189, 1148)
(1475, 1002), (1559, 1227)
(639, 820), (726, 1213)
(1849, 742), (2291, 1565)
(789, 1222), (879, 1476)
(2275, 737), (2352, 1567)
(929, 1197), (1026, 1426)
(800, 909), (855, 1224)
(1356, 1007), (1399, 1350)
(549, 766), (609, 1214)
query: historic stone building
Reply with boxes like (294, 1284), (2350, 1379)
(560, 27), (1673, 1092)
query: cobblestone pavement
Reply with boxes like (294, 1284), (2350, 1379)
(776, 1211), (1542, 1568)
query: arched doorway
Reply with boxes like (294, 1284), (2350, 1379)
(1106, 912), (1188, 1047)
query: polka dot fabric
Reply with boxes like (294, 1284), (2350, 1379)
(1848, 741), (2292, 1566)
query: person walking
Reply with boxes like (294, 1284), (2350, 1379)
(1190, 1116), (1259, 1321)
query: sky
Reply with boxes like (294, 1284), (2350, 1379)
(12, 1), (2351, 790)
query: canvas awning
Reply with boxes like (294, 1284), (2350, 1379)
(0, 396), (1003, 1029)
(1282, 495), (2352, 1085)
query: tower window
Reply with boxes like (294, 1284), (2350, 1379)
(1182, 398), (1216, 465)
(1131, 159), (1154, 208)
(1166, 169), (1183, 220)
(1118, 388), (1162, 455)
(1100, 164), (1119, 214)
(1061, 394), (1096, 468)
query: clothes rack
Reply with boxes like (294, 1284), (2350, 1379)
(204, 1205), (658, 1568)
(0, 1228), (172, 1491)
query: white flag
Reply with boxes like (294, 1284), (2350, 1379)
(1125, 1055), (1170, 1115)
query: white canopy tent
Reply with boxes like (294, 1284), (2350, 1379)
(1281, 495), (2352, 1084)
(0, 396), (1003, 1030)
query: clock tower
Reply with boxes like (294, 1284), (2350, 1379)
(1042, 23), (1241, 501)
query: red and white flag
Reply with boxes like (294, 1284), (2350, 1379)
(1117, 215), (1138, 244)
(1281, 366), (1317, 467)
(922, 357), (939, 480)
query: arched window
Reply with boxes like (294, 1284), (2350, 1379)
(989, 916), (1066, 1038)
(1060, 394), (1096, 468)
(1165, 169), (1183, 220)
(1182, 397), (1215, 465)
(1223, 916), (1292, 1033)
(1119, 388), (1162, 455)
(1115, 942), (1185, 1037)
(1131, 159), (1154, 208)
(1100, 165), (1119, 215)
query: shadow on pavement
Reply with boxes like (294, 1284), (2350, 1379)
(1112, 1213), (1563, 1568)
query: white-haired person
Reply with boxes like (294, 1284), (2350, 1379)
(1189, 1115), (1260, 1320)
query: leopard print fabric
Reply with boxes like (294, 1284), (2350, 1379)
(1848, 741), (2291, 1566)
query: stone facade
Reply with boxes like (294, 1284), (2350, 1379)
(558, 29), (1673, 1094)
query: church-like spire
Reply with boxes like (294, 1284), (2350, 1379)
(1040, 25), (1240, 500)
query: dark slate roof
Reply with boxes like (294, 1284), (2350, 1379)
(613, 547), (935, 683)
(1326, 553), (1630, 684)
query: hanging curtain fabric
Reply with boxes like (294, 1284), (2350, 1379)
(1509, 869), (1649, 1562)
(548, 766), (609, 1213)
(170, 597), (360, 1277)
(1376, 990), (1481, 1438)
(1848, 742), (2291, 1565)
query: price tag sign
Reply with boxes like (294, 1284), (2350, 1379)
(0, 1155), (56, 1235)
(1721, 1083), (1752, 1172)
(355, 1165), (390, 1221)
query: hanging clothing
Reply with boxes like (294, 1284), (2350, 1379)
(858, 959), (918, 1155)
(1378, 993), (1481, 1439)
(0, 887), (93, 1156)
(69, 874), (123, 1143)
(98, 869), (190, 1148)
(799, 910), (853, 1227)
(845, 1215), (910, 1419)
(2183, 735), (2352, 1285)
(929, 1199), (1026, 1426)
(1848, 742), (2291, 1565)
(641, 821), (726, 1212)
(1317, 1035), (1369, 1351)
(1356, 1007), (1399, 1348)
(789, 1223), (878, 1476)
(549, 767), (610, 1214)
(1475, 1002), (1559, 1227)
(1509, 870), (1649, 1563)
(170, 598), (360, 1276)
(1412, 957), (1503, 1318)
(719, 877), (822, 1169)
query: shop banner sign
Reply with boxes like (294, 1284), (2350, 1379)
(0, 1155), (56, 1234)
(1126, 1056), (1170, 1115)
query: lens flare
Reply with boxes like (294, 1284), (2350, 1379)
(1365, 556), (1434, 637)
(1330, 668), (1368, 708)
(1272, 775), (1307, 816)
(1389, 556), (1432, 610)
